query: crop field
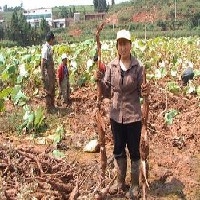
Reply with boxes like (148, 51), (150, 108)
(0, 36), (200, 199)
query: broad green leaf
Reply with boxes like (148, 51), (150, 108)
(165, 109), (179, 125)
(7, 65), (16, 74)
(34, 107), (45, 128)
(167, 82), (180, 94)
(22, 54), (32, 63)
(1, 65), (17, 82)
(19, 64), (29, 77)
(170, 67), (178, 77)
(27, 113), (35, 125)
(0, 87), (13, 99)
(52, 150), (65, 159)
(155, 67), (167, 80)
(186, 81), (196, 94)
(56, 125), (65, 137)
(194, 69), (200, 77)
(47, 126), (64, 144)
(11, 89), (28, 105)
(0, 54), (5, 66)
(1, 70), (10, 81)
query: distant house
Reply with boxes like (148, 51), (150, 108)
(23, 8), (53, 27)
(84, 13), (105, 21)
(23, 8), (71, 28)
(74, 13), (81, 22)
(53, 18), (69, 28)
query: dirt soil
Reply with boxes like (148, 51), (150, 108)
(0, 81), (200, 200)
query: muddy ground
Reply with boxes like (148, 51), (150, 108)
(0, 80), (200, 200)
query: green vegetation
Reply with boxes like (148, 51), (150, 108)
(0, 10), (50, 47)
(0, 37), (199, 119)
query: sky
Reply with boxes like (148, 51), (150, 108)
(1, 0), (128, 10)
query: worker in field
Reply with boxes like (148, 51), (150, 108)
(95, 30), (150, 198)
(181, 67), (194, 86)
(57, 53), (70, 106)
(41, 31), (56, 113)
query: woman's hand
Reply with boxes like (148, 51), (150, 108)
(95, 70), (104, 82)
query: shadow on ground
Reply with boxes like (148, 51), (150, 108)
(149, 177), (186, 199)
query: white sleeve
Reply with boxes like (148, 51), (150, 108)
(41, 44), (48, 60)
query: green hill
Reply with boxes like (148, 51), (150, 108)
(0, 0), (200, 45)
(54, 0), (200, 42)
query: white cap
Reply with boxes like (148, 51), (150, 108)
(61, 53), (67, 60)
(116, 29), (131, 41)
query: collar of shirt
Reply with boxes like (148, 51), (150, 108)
(120, 60), (129, 71)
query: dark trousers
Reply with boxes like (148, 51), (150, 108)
(44, 66), (55, 109)
(110, 119), (142, 161)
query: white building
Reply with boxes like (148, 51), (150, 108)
(23, 8), (53, 27)
(53, 18), (69, 28)
(74, 13), (80, 22)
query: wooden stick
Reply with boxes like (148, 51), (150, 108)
(140, 67), (150, 200)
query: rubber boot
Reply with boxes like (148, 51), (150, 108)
(109, 157), (127, 194)
(129, 160), (140, 199)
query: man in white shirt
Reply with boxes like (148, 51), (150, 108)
(41, 31), (56, 113)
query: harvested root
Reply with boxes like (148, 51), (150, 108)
(94, 175), (117, 200)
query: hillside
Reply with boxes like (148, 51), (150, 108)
(1, 0), (200, 45)
(55, 0), (200, 42)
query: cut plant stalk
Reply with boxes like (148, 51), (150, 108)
(95, 21), (107, 188)
(140, 67), (150, 200)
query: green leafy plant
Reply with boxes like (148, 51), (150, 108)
(47, 125), (65, 144)
(11, 85), (29, 106)
(52, 149), (65, 159)
(167, 82), (181, 94)
(0, 36), (199, 114)
(154, 67), (167, 80)
(18, 105), (46, 134)
(164, 109), (179, 125)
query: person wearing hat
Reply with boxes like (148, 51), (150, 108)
(41, 31), (56, 113)
(95, 29), (150, 198)
(57, 53), (70, 105)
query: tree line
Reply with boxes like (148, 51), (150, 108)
(0, 10), (50, 46)
(0, 0), (113, 46)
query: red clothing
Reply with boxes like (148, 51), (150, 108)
(98, 62), (106, 72)
(57, 63), (68, 84)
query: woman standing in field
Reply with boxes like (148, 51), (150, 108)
(96, 29), (150, 199)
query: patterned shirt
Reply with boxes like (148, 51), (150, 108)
(102, 56), (143, 124)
